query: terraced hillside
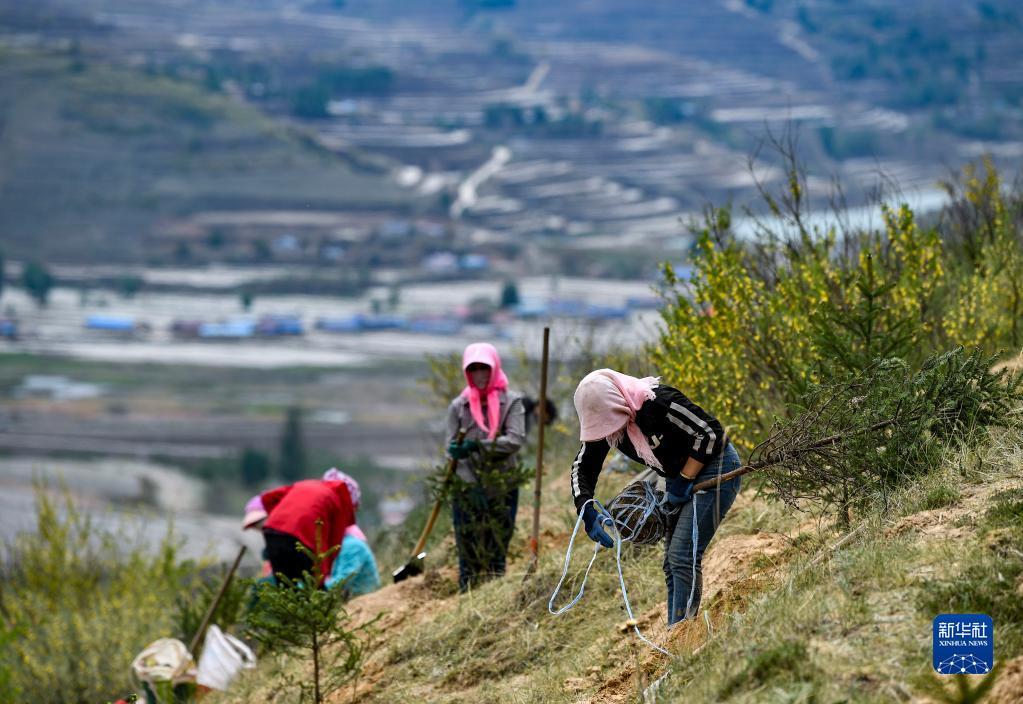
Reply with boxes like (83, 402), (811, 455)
(0, 47), (417, 262)
(5, 0), (1022, 273)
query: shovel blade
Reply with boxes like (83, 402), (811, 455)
(392, 552), (426, 583)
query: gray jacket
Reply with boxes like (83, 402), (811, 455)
(446, 390), (526, 485)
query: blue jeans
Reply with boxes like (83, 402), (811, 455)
(664, 443), (742, 626)
(451, 485), (519, 592)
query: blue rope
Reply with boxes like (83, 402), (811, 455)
(548, 490), (703, 657)
(608, 480), (669, 546)
(684, 496), (700, 620)
(547, 497), (604, 616)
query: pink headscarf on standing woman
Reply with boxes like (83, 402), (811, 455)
(460, 342), (509, 441)
(573, 369), (662, 470)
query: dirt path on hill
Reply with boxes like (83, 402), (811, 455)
(583, 528), (792, 704)
(885, 475), (1020, 543)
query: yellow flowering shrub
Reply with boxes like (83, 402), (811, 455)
(652, 203), (946, 452)
(655, 237), (780, 448)
(942, 158), (1023, 352)
(0, 487), (206, 702)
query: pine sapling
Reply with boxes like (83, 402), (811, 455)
(245, 522), (375, 704)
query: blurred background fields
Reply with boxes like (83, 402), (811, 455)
(1, 0), (1021, 567)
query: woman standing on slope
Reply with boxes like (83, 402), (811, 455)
(446, 342), (526, 591)
(570, 369), (741, 627)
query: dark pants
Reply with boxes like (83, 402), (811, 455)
(451, 486), (519, 591)
(263, 529), (314, 584)
(663, 443), (742, 626)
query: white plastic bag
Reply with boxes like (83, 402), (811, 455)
(131, 638), (197, 693)
(195, 624), (256, 691)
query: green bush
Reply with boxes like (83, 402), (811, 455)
(758, 347), (1022, 522)
(239, 447), (270, 488)
(0, 485), (206, 703)
(653, 156), (1023, 450)
(653, 199), (943, 449)
(940, 157), (1023, 352)
(22, 260), (55, 306)
(278, 406), (307, 482)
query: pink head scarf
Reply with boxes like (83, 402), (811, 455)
(344, 524), (367, 542)
(574, 369), (662, 470)
(323, 467), (361, 509)
(242, 494), (268, 530)
(460, 342), (509, 441)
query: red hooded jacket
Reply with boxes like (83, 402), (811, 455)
(261, 479), (355, 583)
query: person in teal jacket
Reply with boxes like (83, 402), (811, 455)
(322, 468), (381, 597)
(325, 523), (381, 596)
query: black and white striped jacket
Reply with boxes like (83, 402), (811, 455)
(571, 384), (726, 511)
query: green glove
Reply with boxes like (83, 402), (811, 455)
(447, 439), (480, 459)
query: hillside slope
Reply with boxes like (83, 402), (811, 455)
(0, 48), (415, 262)
(215, 425), (1023, 703)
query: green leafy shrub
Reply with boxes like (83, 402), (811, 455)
(653, 189), (944, 451)
(654, 155), (1023, 451)
(941, 157), (1023, 352)
(0, 485), (204, 703)
(22, 260), (55, 306)
(239, 447), (271, 488)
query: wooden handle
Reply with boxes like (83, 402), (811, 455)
(528, 327), (550, 566)
(409, 429), (466, 558)
(693, 465), (754, 492)
(188, 544), (247, 656)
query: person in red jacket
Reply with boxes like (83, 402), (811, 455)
(260, 479), (355, 586)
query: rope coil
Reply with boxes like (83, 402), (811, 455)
(606, 480), (674, 545)
(549, 480), (701, 657)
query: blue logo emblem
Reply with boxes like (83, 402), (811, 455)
(933, 614), (993, 674)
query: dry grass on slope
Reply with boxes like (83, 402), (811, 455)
(654, 434), (1023, 703)
(215, 467), (828, 703)
(213, 431), (1023, 704)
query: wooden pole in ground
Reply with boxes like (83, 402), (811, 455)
(188, 544), (247, 656)
(525, 326), (550, 578)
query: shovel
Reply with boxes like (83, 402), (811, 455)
(393, 429), (466, 583)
